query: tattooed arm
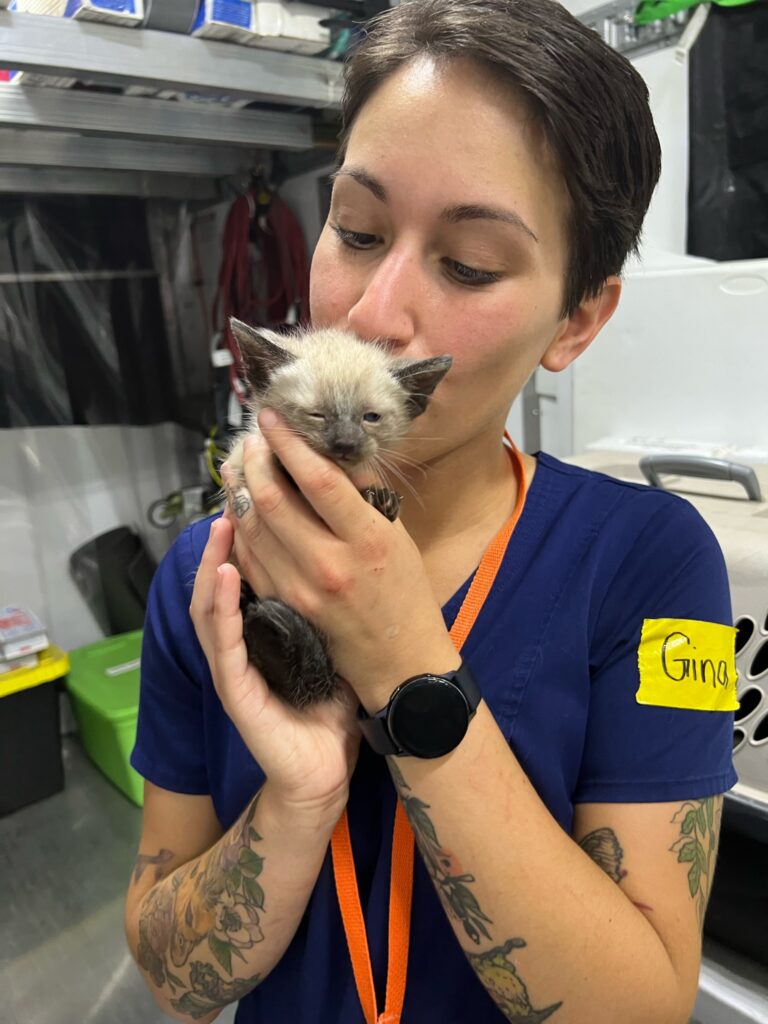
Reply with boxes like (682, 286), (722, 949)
(385, 703), (722, 1024)
(124, 779), (342, 1022)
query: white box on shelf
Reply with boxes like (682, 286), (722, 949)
(64, 0), (144, 25)
(253, 1), (331, 55)
(7, 0), (66, 11)
(191, 0), (258, 44)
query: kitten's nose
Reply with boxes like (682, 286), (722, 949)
(332, 441), (358, 458)
(327, 423), (364, 460)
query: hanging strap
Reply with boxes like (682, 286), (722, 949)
(331, 440), (528, 1024)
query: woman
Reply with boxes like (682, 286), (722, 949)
(125, 2), (737, 1021)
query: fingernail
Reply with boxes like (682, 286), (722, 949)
(210, 519), (220, 538)
(259, 408), (278, 429)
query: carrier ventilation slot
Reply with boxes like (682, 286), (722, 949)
(733, 728), (746, 752)
(734, 688), (763, 723)
(749, 640), (768, 680)
(752, 714), (768, 744)
(734, 617), (755, 655)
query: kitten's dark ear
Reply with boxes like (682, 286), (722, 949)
(230, 318), (294, 392)
(391, 355), (453, 419)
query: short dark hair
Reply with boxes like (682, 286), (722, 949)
(339, 0), (662, 318)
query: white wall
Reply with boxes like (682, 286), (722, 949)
(1, 423), (201, 652)
(508, 2), (696, 454)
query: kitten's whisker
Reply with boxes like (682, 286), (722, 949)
(376, 448), (429, 476)
(373, 455), (424, 508)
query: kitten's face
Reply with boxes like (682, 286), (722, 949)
(230, 321), (451, 470)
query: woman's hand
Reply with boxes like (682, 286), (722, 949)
(222, 410), (460, 713)
(189, 514), (361, 819)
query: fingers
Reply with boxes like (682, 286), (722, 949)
(231, 528), (279, 599)
(254, 410), (378, 544)
(190, 517), (233, 658)
(221, 459), (294, 598)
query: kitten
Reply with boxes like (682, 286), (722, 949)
(223, 317), (452, 709)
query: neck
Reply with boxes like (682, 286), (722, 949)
(395, 421), (523, 554)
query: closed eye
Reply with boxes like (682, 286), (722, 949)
(332, 224), (501, 287)
(331, 224), (380, 249)
(308, 412), (326, 420)
(443, 259), (501, 286)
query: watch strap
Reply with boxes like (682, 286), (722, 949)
(358, 662), (481, 756)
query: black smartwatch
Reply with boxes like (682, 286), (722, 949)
(357, 662), (482, 758)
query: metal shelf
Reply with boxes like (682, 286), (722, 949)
(0, 10), (336, 190)
(0, 166), (220, 199)
(0, 11), (343, 108)
(0, 129), (258, 176)
(0, 85), (312, 148)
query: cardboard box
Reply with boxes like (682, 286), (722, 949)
(64, 0), (144, 25)
(191, 0), (257, 44)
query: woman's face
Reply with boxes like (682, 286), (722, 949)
(310, 56), (577, 456)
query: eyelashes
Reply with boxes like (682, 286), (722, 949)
(330, 223), (502, 287)
(331, 224), (378, 249)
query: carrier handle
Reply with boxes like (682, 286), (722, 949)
(639, 455), (764, 502)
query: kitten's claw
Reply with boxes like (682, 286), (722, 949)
(360, 486), (402, 522)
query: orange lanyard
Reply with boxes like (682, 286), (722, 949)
(331, 439), (528, 1024)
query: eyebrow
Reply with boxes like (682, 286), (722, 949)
(331, 166), (539, 244)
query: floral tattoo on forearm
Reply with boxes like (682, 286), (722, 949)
(388, 759), (492, 943)
(388, 760), (562, 1022)
(136, 793), (265, 1018)
(670, 796), (721, 928)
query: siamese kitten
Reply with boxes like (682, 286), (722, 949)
(223, 317), (452, 709)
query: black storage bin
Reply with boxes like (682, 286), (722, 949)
(0, 676), (64, 817)
(69, 526), (157, 637)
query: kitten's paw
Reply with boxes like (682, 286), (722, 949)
(360, 486), (401, 522)
(241, 596), (338, 709)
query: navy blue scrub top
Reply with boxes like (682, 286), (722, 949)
(132, 451), (737, 1023)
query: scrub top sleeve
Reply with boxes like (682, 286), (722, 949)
(130, 525), (211, 795)
(574, 496), (738, 805)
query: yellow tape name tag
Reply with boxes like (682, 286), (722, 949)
(636, 618), (739, 712)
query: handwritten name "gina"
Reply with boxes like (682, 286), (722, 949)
(661, 631), (730, 688)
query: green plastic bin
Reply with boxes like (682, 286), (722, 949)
(64, 630), (144, 807)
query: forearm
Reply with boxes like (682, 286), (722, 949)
(126, 782), (339, 1022)
(388, 702), (694, 1024)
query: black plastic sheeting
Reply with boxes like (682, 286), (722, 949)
(688, 2), (768, 260)
(0, 196), (181, 429)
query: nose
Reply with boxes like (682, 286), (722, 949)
(332, 440), (358, 459)
(346, 247), (418, 350)
(327, 422), (364, 460)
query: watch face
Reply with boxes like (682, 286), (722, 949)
(389, 678), (469, 758)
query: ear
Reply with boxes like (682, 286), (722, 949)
(540, 277), (621, 373)
(229, 318), (294, 391)
(391, 355), (453, 418)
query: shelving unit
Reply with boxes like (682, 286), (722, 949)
(0, 9), (343, 195)
(0, 11), (342, 105)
